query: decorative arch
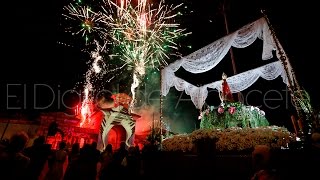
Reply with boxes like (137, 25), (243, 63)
(107, 125), (126, 150)
(97, 105), (136, 151)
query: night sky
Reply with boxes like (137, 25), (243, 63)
(1, 0), (318, 132)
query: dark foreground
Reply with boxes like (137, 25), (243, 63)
(140, 148), (320, 180)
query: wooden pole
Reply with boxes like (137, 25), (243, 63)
(261, 10), (312, 136)
(222, 1), (242, 102)
(0, 119), (10, 140)
(261, 12), (299, 113)
(222, 2), (237, 75)
(291, 115), (298, 135)
(159, 66), (164, 146)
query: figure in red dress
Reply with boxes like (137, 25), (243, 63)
(219, 72), (234, 103)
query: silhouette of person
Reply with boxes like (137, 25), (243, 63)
(0, 131), (30, 180)
(24, 135), (51, 180)
(44, 141), (68, 180)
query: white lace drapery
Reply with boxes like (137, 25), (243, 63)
(162, 60), (288, 109)
(161, 17), (291, 109)
(162, 17), (275, 76)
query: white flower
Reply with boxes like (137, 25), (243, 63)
(162, 126), (296, 152)
(259, 110), (265, 116)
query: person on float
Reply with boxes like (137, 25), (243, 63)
(219, 72), (234, 104)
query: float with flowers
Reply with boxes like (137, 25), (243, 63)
(199, 102), (269, 129)
(159, 16), (310, 154)
(162, 79), (297, 154)
(162, 99), (296, 153)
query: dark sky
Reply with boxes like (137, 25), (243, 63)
(0, 0), (318, 129)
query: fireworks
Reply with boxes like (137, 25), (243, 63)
(63, 3), (105, 43)
(79, 41), (104, 127)
(102, 0), (188, 69)
(62, 0), (189, 118)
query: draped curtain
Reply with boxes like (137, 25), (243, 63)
(161, 17), (290, 109)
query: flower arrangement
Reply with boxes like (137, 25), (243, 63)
(199, 102), (269, 129)
(162, 126), (296, 153)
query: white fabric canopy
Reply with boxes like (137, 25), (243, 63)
(162, 60), (288, 109)
(161, 17), (291, 109)
(162, 17), (275, 75)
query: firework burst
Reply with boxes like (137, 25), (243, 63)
(101, 0), (188, 69)
(62, 3), (106, 44)
(63, 0), (189, 115)
(100, 0), (189, 112)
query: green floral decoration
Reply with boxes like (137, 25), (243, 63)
(199, 102), (269, 129)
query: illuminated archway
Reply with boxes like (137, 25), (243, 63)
(97, 105), (137, 151)
(107, 125), (126, 150)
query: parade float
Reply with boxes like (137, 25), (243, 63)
(160, 15), (309, 153)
